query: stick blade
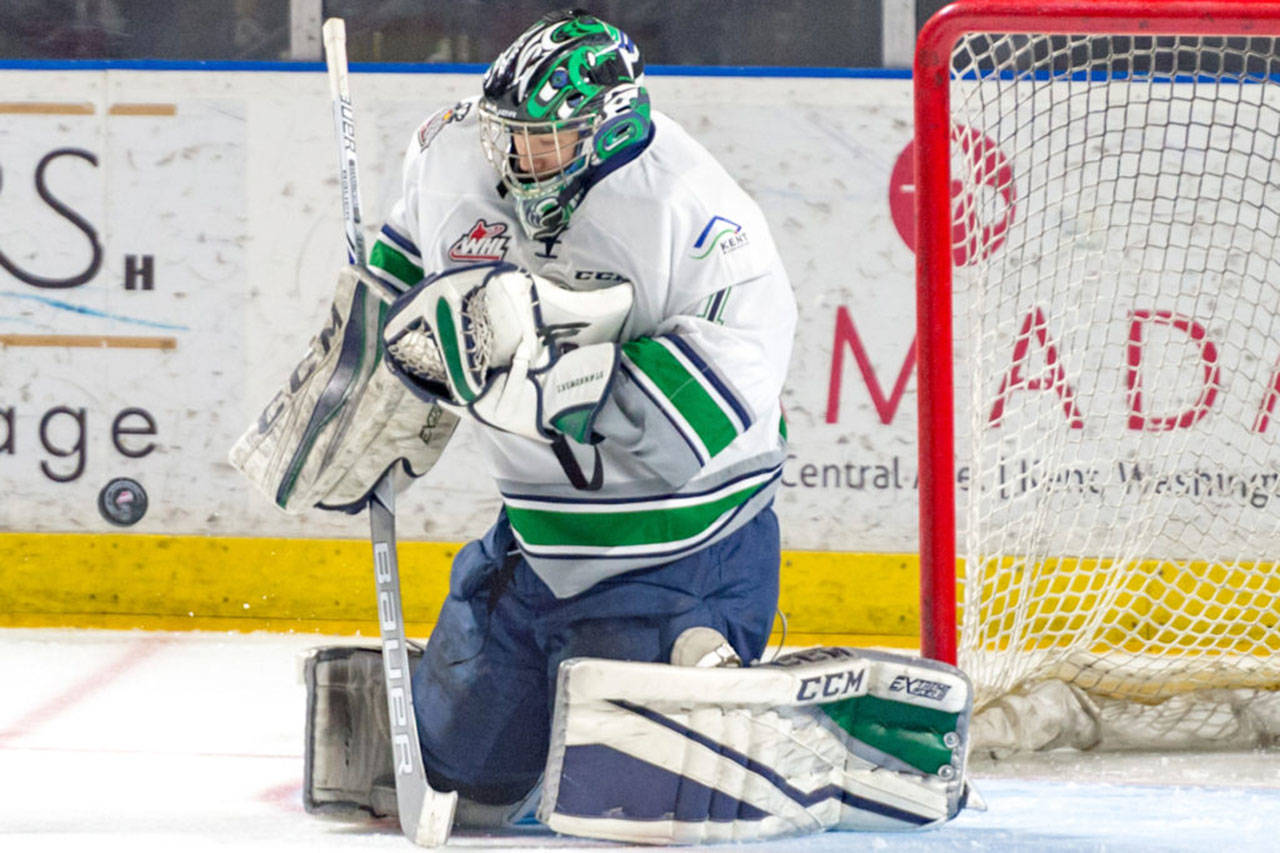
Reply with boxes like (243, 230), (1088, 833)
(407, 789), (459, 848)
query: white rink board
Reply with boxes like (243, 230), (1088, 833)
(0, 67), (921, 548)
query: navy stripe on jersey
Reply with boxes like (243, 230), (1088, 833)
(379, 223), (420, 259)
(619, 359), (708, 466)
(666, 334), (753, 432)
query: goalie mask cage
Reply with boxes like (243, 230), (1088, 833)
(915, 0), (1280, 750)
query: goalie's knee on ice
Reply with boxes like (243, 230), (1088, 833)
(411, 614), (547, 804)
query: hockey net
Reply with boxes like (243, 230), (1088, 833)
(914, 1), (1280, 753)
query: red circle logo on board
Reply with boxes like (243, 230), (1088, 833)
(889, 127), (1016, 267)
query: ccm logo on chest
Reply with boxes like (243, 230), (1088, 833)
(795, 667), (866, 701)
(574, 270), (631, 283)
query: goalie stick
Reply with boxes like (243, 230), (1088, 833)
(321, 17), (458, 847)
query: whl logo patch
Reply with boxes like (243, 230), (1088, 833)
(449, 219), (511, 262)
(691, 215), (749, 259)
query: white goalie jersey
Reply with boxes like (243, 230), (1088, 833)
(371, 98), (796, 597)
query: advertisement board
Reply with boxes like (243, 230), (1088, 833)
(0, 67), (925, 636)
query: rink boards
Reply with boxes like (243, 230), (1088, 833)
(0, 63), (924, 641)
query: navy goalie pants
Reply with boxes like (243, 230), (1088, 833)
(411, 506), (781, 805)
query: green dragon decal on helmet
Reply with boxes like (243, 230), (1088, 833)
(478, 9), (653, 241)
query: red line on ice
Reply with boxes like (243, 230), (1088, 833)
(0, 636), (169, 745)
(257, 779), (304, 813)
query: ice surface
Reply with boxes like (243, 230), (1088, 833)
(2, 629), (1278, 852)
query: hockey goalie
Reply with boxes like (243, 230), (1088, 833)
(231, 8), (976, 845)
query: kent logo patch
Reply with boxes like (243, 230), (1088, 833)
(691, 215), (749, 260)
(448, 219), (511, 262)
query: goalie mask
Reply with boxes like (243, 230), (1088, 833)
(479, 9), (652, 241)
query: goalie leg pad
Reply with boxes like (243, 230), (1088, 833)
(539, 648), (973, 845)
(304, 645), (407, 819)
(304, 644), (541, 829)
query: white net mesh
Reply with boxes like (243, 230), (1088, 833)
(946, 31), (1280, 746)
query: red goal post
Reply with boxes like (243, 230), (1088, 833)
(913, 0), (1280, 679)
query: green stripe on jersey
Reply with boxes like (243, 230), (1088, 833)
(505, 482), (761, 549)
(369, 240), (423, 287)
(622, 338), (738, 456)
